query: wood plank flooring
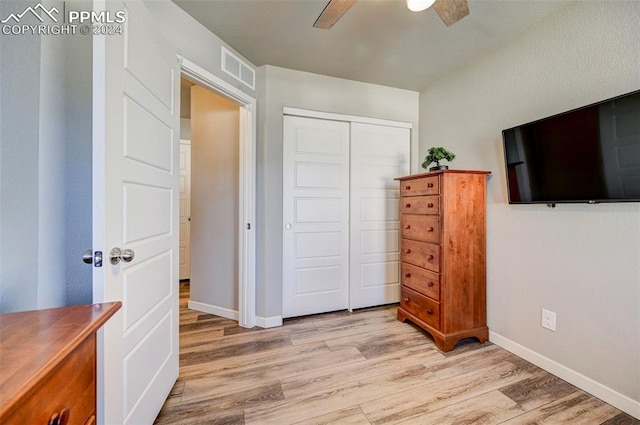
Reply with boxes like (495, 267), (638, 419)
(155, 283), (638, 424)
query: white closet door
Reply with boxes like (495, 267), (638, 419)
(282, 116), (350, 318)
(349, 123), (410, 310)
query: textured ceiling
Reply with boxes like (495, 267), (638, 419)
(172, 0), (571, 91)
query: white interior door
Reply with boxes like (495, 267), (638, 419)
(282, 116), (350, 318)
(349, 123), (410, 309)
(179, 142), (192, 280)
(93, 1), (179, 423)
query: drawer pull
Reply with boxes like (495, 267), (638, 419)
(428, 281), (435, 287)
(428, 254), (435, 260)
(405, 185), (411, 190)
(427, 226), (434, 232)
(404, 273), (411, 278)
(405, 225), (411, 230)
(402, 297), (410, 303)
(427, 183), (434, 188)
(428, 203), (434, 208)
(426, 309), (434, 315)
(405, 248), (411, 254)
(49, 407), (70, 425)
(405, 203), (411, 208)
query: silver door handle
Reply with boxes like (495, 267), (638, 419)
(110, 247), (135, 265)
(83, 249), (94, 264)
(82, 249), (103, 267)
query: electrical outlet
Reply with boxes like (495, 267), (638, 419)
(541, 309), (556, 331)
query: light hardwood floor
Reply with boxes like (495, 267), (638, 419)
(155, 283), (638, 424)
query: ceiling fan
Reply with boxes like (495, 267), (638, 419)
(313, 0), (469, 29)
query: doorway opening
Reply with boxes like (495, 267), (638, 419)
(179, 57), (256, 328)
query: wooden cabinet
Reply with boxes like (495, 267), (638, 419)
(0, 303), (121, 425)
(396, 170), (490, 352)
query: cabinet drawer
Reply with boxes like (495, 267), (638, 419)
(402, 262), (440, 301)
(400, 176), (439, 196)
(401, 239), (439, 272)
(401, 287), (440, 330)
(4, 336), (96, 425)
(401, 215), (440, 243)
(401, 196), (439, 215)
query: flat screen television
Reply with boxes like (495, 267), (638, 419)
(502, 89), (640, 205)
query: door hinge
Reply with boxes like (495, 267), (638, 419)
(247, 223), (251, 230)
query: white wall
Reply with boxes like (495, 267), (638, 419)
(0, 0), (93, 312)
(0, 1), (41, 312)
(419, 0), (640, 413)
(190, 86), (240, 312)
(146, 0), (255, 99)
(63, 2), (93, 307)
(256, 65), (419, 318)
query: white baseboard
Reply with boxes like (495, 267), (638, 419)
(188, 300), (239, 321)
(186, 300), (282, 329)
(489, 331), (640, 419)
(256, 315), (283, 328)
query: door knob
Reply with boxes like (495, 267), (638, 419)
(82, 250), (103, 267)
(82, 249), (94, 264)
(109, 247), (135, 265)
(285, 223), (292, 230)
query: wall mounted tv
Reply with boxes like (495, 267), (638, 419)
(502, 89), (640, 205)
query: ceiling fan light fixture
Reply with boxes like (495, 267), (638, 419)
(406, 0), (436, 12)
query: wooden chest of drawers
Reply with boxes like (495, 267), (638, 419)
(396, 170), (490, 352)
(0, 303), (121, 425)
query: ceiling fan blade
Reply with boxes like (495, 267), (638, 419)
(313, 0), (357, 29)
(433, 0), (469, 27)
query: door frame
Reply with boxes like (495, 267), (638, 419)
(179, 56), (257, 328)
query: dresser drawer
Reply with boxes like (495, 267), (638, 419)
(401, 239), (440, 272)
(401, 215), (440, 243)
(401, 287), (440, 330)
(4, 336), (96, 425)
(400, 176), (439, 196)
(401, 196), (440, 215)
(402, 262), (440, 301)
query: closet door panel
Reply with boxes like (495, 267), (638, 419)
(282, 116), (350, 318)
(350, 123), (411, 310)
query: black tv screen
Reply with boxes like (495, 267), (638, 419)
(502, 90), (640, 204)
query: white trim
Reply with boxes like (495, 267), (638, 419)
(256, 315), (283, 328)
(489, 331), (640, 419)
(188, 300), (239, 321)
(179, 55), (257, 329)
(283, 107), (413, 129)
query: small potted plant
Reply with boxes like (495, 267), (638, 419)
(422, 147), (455, 171)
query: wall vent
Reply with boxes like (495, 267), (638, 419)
(221, 46), (255, 90)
